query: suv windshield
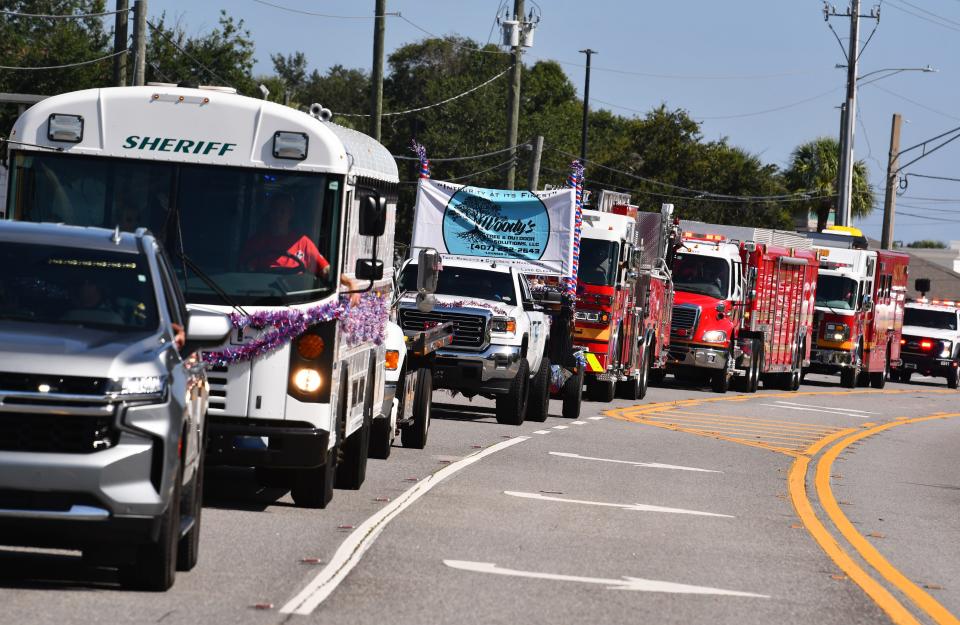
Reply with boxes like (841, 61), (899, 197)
(673, 253), (731, 299)
(816, 275), (859, 310)
(578, 239), (619, 286)
(905, 307), (957, 330)
(8, 152), (341, 306)
(399, 265), (515, 304)
(0, 242), (158, 332)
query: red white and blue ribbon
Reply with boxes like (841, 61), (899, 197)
(411, 140), (430, 179)
(565, 159), (584, 296)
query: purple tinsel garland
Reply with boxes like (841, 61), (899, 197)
(202, 292), (388, 368)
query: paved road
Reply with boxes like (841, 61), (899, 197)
(2, 374), (958, 625)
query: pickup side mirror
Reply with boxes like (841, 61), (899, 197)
(183, 309), (232, 356)
(523, 300), (543, 312)
(359, 192), (387, 237)
(417, 248), (441, 294)
(915, 278), (931, 294)
(355, 258), (384, 281)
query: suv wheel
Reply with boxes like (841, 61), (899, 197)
(176, 453), (204, 572)
(947, 367), (959, 389)
(526, 356), (551, 422)
(121, 465), (181, 591)
(496, 360), (529, 425)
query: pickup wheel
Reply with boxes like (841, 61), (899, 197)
(121, 463), (181, 591)
(561, 368), (584, 419)
(587, 377), (616, 402)
(496, 360), (529, 425)
(401, 370), (432, 448)
(526, 356), (551, 422)
(947, 367), (959, 389)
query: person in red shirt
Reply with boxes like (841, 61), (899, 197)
(242, 193), (331, 277)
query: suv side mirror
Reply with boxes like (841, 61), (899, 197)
(356, 258), (384, 281)
(359, 192), (387, 237)
(417, 248), (441, 294)
(183, 309), (232, 355)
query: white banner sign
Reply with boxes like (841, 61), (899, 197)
(411, 179), (576, 276)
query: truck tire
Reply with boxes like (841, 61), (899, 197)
(335, 408), (370, 490)
(710, 368), (729, 393)
(750, 343), (764, 393)
(121, 464), (181, 591)
(177, 452), (204, 572)
(526, 356), (551, 422)
(900, 370), (913, 384)
(562, 368), (584, 419)
(618, 347), (650, 400)
(649, 369), (666, 386)
(291, 375), (345, 508)
(496, 360), (529, 425)
(401, 370), (432, 448)
(840, 366), (858, 389)
(587, 377), (616, 402)
(947, 367), (959, 389)
(733, 340), (757, 393)
(369, 416), (394, 460)
(870, 352), (889, 389)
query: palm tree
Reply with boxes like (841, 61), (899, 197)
(784, 137), (874, 232)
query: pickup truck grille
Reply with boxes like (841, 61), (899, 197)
(671, 304), (701, 337)
(0, 412), (118, 453)
(399, 309), (487, 348)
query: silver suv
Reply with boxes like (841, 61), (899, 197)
(0, 221), (230, 590)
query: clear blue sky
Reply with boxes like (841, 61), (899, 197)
(148, 0), (960, 245)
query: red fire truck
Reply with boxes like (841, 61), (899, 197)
(667, 223), (819, 393)
(807, 238), (910, 388)
(574, 201), (676, 402)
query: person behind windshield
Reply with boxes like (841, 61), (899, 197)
(242, 192), (331, 277)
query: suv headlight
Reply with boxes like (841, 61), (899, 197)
(107, 376), (167, 399)
(701, 330), (728, 344)
(823, 322), (850, 342)
(491, 317), (517, 334)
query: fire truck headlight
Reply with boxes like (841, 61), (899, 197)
(492, 317), (517, 334)
(701, 330), (728, 344)
(824, 322), (850, 342)
(293, 368), (322, 393)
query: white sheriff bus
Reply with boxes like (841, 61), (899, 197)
(4, 85), (398, 509)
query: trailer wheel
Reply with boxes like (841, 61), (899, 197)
(562, 368), (584, 419)
(587, 377), (616, 402)
(401, 370), (432, 448)
(526, 356), (552, 422)
(496, 360), (529, 425)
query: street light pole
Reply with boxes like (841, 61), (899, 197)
(579, 49), (596, 166)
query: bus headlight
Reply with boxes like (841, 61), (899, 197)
(293, 368), (322, 393)
(701, 330), (728, 344)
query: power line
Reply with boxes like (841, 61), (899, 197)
(885, 0), (960, 32)
(865, 83), (960, 122)
(0, 7), (127, 19)
(0, 49), (126, 71)
(392, 142), (529, 162)
(250, 0), (398, 19)
(146, 20), (234, 88)
(895, 0), (960, 28)
(335, 65), (512, 117)
(399, 155), (518, 185)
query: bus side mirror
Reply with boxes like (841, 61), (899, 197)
(355, 258), (384, 281)
(359, 192), (387, 237)
(417, 248), (441, 294)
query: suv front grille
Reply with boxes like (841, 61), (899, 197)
(399, 309), (487, 348)
(671, 304), (701, 337)
(0, 412), (118, 453)
(0, 372), (110, 395)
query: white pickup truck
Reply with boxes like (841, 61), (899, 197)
(396, 258), (551, 424)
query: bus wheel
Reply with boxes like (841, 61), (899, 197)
(291, 376), (345, 508)
(335, 406), (371, 490)
(561, 368), (584, 419)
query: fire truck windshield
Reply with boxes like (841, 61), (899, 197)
(815, 275), (858, 311)
(8, 152), (342, 306)
(672, 253), (730, 299)
(904, 308), (957, 330)
(578, 239), (619, 286)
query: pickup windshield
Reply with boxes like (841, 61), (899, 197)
(816, 275), (858, 310)
(673, 253), (731, 299)
(904, 308), (957, 330)
(0, 242), (158, 332)
(399, 265), (515, 304)
(8, 152), (341, 306)
(578, 239), (619, 287)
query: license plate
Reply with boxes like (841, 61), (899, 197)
(905, 363), (917, 369)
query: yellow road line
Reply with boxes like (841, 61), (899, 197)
(813, 414), (960, 625)
(653, 410), (839, 431)
(649, 413), (839, 435)
(643, 420), (822, 442)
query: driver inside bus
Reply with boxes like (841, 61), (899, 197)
(242, 192), (331, 278)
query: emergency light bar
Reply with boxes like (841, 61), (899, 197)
(682, 232), (724, 242)
(931, 300), (958, 307)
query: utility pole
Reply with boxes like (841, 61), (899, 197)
(881, 113), (902, 250)
(527, 135), (544, 191)
(112, 0), (129, 87)
(579, 49), (596, 166)
(504, 0), (524, 190)
(370, 0), (386, 141)
(132, 0), (147, 86)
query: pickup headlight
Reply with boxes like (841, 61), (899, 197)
(107, 376), (167, 399)
(491, 317), (517, 334)
(701, 330), (728, 344)
(823, 322), (850, 342)
(939, 341), (953, 359)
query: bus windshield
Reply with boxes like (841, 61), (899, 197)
(673, 253), (731, 299)
(816, 275), (859, 311)
(578, 239), (619, 287)
(8, 152), (341, 306)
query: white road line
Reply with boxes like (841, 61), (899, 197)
(552, 425), (569, 430)
(443, 560), (768, 597)
(571, 421), (587, 425)
(773, 400), (878, 415)
(588, 416), (606, 420)
(549, 451), (722, 473)
(279, 436), (530, 615)
(759, 403), (868, 418)
(504, 491), (733, 517)
(532, 430), (551, 435)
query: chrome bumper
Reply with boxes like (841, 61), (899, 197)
(434, 343), (524, 383)
(667, 344), (730, 370)
(810, 349), (854, 367)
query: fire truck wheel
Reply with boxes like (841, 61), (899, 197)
(840, 366), (858, 388)
(562, 368), (584, 419)
(637, 347), (651, 400)
(526, 356), (552, 422)
(496, 360), (529, 425)
(710, 368), (730, 394)
(649, 369), (666, 386)
(587, 377), (616, 402)
(401, 370), (432, 448)
(870, 354), (889, 389)
(900, 370), (913, 383)
(749, 342), (763, 393)
(947, 367), (958, 389)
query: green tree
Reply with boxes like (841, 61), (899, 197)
(907, 240), (947, 249)
(300, 65), (370, 131)
(783, 136), (873, 231)
(270, 51), (307, 103)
